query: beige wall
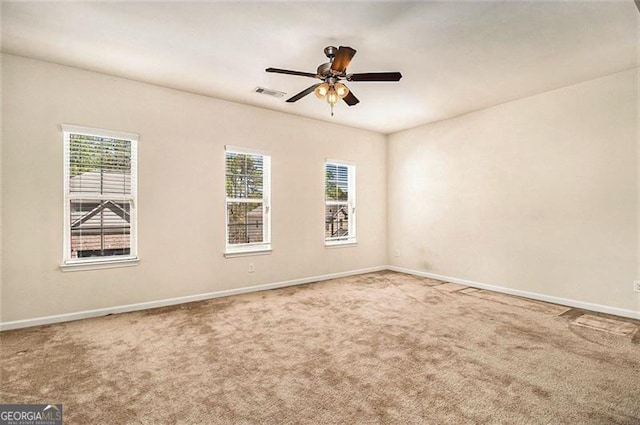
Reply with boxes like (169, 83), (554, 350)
(2, 53), (638, 324)
(637, 65), (640, 314)
(388, 69), (639, 312)
(0, 54), (387, 322)
(0, 54), (3, 322)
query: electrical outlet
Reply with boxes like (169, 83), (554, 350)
(248, 263), (255, 273)
(634, 280), (640, 293)
(394, 249), (400, 257)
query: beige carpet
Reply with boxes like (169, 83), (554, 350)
(1, 271), (639, 424)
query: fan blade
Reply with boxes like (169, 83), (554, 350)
(266, 68), (318, 79)
(348, 72), (402, 82)
(342, 90), (359, 106)
(286, 84), (321, 103)
(330, 46), (357, 73)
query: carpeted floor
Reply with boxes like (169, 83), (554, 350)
(1, 271), (639, 424)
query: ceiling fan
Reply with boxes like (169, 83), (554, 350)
(265, 46), (402, 116)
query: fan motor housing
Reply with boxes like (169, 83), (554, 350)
(317, 62), (333, 77)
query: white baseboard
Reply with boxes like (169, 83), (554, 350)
(387, 265), (640, 321)
(3, 264), (637, 331)
(0, 265), (386, 331)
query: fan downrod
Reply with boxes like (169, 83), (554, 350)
(318, 46), (344, 78)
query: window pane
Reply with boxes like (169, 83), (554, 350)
(325, 203), (349, 239)
(246, 174), (263, 199)
(226, 176), (248, 198)
(325, 163), (348, 201)
(70, 199), (131, 259)
(225, 152), (263, 199)
(69, 134), (131, 196)
(227, 202), (264, 244)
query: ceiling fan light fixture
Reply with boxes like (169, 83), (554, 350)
(326, 86), (339, 106)
(334, 83), (349, 98)
(314, 83), (329, 99)
(325, 86), (341, 117)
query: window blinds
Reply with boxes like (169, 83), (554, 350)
(65, 131), (137, 262)
(69, 134), (132, 196)
(225, 151), (267, 246)
(325, 162), (356, 242)
(325, 163), (349, 202)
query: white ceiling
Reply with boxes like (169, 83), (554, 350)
(1, 1), (638, 134)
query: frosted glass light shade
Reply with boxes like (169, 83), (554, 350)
(335, 83), (349, 98)
(326, 87), (339, 105)
(314, 83), (329, 99)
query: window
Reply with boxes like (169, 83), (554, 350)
(62, 125), (138, 267)
(225, 146), (271, 255)
(325, 160), (356, 245)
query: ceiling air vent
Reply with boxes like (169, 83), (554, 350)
(253, 87), (286, 98)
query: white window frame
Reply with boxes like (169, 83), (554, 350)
(325, 159), (356, 246)
(224, 145), (271, 257)
(60, 124), (139, 271)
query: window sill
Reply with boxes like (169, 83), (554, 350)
(325, 240), (358, 248)
(60, 257), (140, 272)
(224, 247), (272, 258)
